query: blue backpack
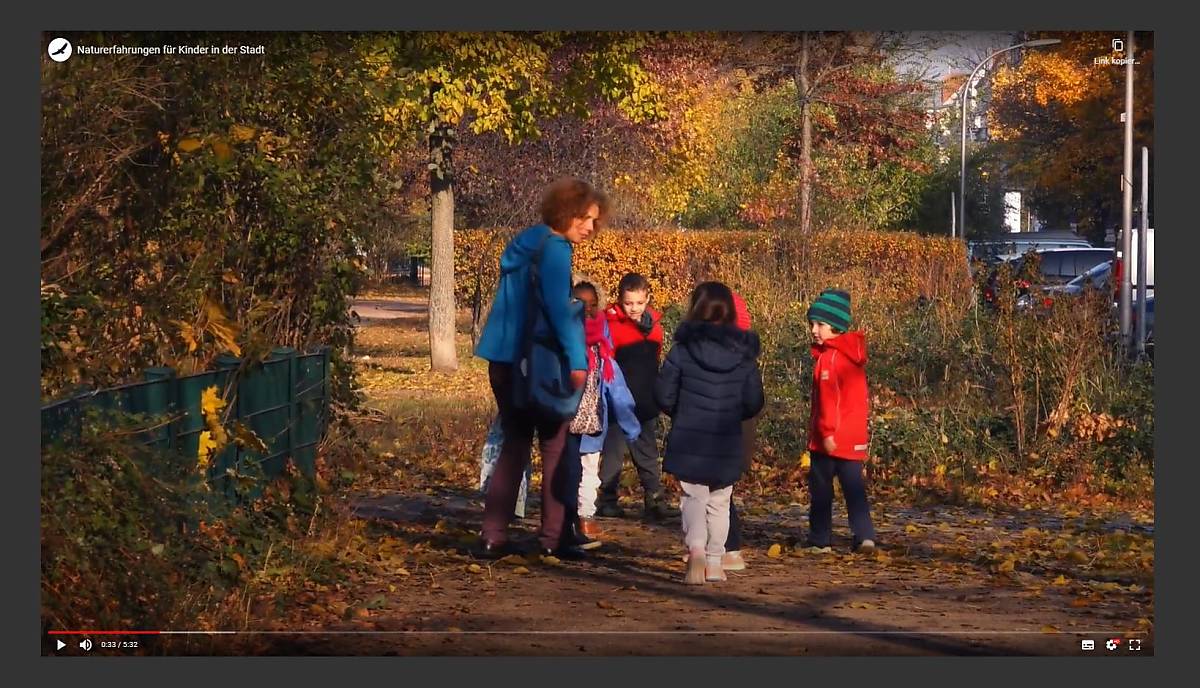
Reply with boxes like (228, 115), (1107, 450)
(511, 233), (585, 422)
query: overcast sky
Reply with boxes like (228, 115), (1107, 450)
(895, 31), (1020, 80)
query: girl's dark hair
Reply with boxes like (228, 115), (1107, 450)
(540, 177), (610, 232)
(573, 281), (598, 300)
(617, 273), (651, 300)
(686, 281), (735, 325)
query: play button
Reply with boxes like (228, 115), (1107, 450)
(56, 639), (66, 650)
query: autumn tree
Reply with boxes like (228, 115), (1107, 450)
(989, 31), (1154, 241)
(366, 32), (667, 372)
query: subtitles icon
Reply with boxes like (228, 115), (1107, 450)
(1106, 638), (1121, 651)
(1081, 639), (1095, 651)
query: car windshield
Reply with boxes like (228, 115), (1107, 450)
(1067, 260), (1112, 288)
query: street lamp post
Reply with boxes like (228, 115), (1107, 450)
(957, 38), (1061, 240)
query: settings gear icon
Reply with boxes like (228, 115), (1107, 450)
(1106, 638), (1121, 651)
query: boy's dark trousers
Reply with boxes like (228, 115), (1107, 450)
(807, 452), (876, 547)
(558, 433), (584, 533)
(597, 418), (661, 505)
(724, 415), (757, 551)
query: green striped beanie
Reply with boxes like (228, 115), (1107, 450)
(807, 289), (852, 333)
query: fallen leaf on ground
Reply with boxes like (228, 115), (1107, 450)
(513, 566), (530, 574)
(1052, 575), (1070, 586)
(767, 544), (783, 558)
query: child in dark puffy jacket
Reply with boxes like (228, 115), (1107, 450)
(655, 282), (765, 584)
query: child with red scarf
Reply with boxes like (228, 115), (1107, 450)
(559, 282), (642, 551)
(598, 273), (675, 521)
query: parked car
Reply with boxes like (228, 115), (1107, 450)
(1020, 260), (1155, 346)
(982, 247), (1114, 305)
(968, 232), (1093, 264)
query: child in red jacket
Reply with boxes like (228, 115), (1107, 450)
(805, 288), (877, 553)
(598, 273), (673, 521)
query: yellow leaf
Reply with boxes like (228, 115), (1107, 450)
(1041, 625), (1060, 634)
(513, 566), (529, 575)
(467, 564), (483, 573)
(177, 137), (204, 152)
(233, 423), (268, 453)
(211, 138), (233, 162)
(767, 544), (783, 558)
(998, 559), (1016, 573)
(201, 385), (227, 421)
(394, 568), (410, 577)
(197, 430), (216, 470)
(799, 451), (811, 469)
(174, 320), (199, 353)
(1052, 575), (1070, 586)
(230, 124), (256, 142)
(905, 524), (920, 534)
(202, 293), (242, 356)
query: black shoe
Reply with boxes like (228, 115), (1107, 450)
(541, 545), (588, 561)
(563, 518), (602, 551)
(596, 502), (626, 518)
(643, 494), (676, 522)
(472, 539), (515, 560)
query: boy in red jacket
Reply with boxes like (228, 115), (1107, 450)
(598, 273), (673, 521)
(805, 289), (877, 553)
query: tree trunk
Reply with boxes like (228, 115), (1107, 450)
(798, 32), (814, 237)
(428, 122), (459, 373)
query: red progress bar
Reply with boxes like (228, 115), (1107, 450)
(49, 631), (162, 635)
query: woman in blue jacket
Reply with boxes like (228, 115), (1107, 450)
(473, 178), (609, 560)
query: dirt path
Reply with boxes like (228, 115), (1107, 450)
(221, 485), (1152, 657)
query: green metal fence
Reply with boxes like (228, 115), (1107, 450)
(41, 347), (332, 487)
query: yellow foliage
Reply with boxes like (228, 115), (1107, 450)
(198, 385), (230, 471)
(456, 229), (969, 310)
(202, 293), (242, 357)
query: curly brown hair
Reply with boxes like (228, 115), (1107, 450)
(540, 177), (611, 232)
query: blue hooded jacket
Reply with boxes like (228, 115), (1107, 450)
(579, 321), (642, 453)
(474, 224), (587, 372)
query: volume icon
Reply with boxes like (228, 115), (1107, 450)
(79, 638), (92, 651)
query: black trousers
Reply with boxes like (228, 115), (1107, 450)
(807, 452), (876, 547)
